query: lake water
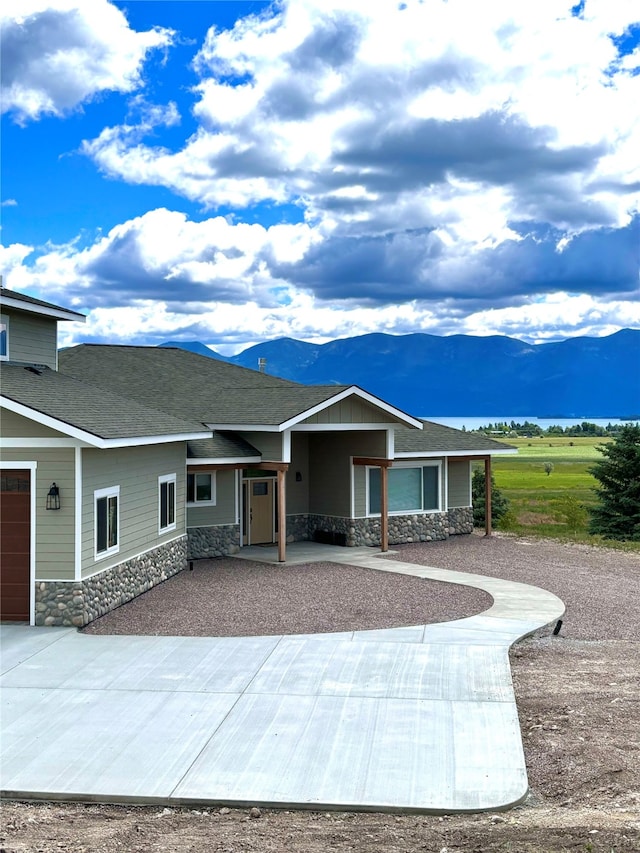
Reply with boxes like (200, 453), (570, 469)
(424, 416), (639, 431)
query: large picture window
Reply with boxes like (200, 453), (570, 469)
(95, 486), (119, 559)
(368, 464), (441, 515)
(159, 473), (176, 532)
(187, 471), (216, 505)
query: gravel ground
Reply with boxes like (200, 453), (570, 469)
(83, 558), (493, 636)
(387, 532), (640, 641)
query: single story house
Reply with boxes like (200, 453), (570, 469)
(0, 287), (515, 627)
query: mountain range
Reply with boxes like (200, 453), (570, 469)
(159, 329), (640, 418)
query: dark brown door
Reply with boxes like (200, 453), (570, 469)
(0, 469), (31, 621)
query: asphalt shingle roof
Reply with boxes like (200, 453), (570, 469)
(395, 420), (516, 454)
(59, 345), (350, 425)
(1, 364), (208, 441)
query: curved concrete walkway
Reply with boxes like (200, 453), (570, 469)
(0, 549), (564, 813)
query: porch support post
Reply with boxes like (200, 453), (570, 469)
(277, 467), (286, 562)
(380, 463), (389, 553)
(484, 455), (492, 537)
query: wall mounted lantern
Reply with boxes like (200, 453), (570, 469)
(46, 482), (60, 510)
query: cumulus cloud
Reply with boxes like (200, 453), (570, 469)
(3, 0), (638, 349)
(81, 0), (640, 240)
(1, 0), (173, 122)
(2, 207), (638, 350)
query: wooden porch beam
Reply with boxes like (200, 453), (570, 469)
(352, 457), (393, 467)
(484, 455), (492, 537)
(254, 461), (290, 472)
(277, 468), (286, 562)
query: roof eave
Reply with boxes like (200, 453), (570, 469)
(394, 448), (519, 458)
(1, 396), (209, 448)
(0, 295), (86, 322)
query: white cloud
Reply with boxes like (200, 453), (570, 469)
(2, 207), (636, 350)
(1, 0), (173, 122)
(81, 0), (639, 245)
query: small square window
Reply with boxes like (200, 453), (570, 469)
(187, 471), (216, 504)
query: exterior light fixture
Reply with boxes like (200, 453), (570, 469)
(46, 482), (60, 510)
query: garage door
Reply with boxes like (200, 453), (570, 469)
(0, 469), (31, 621)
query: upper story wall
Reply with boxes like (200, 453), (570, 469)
(1, 308), (58, 369)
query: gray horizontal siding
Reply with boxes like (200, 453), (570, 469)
(3, 308), (58, 369)
(287, 433), (309, 514)
(187, 468), (236, 527)
(1, 446), (75, 581)
(81, 443), (186, 577)
(238, 431), (282, 461)
(448, 459), (471, 508)
(310, 431), (387, 517)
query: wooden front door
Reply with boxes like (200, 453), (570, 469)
(248, 478), (275, 544)
(0, 469), (31, 621)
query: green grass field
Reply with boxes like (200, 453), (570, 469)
(473, 435), (639, 551)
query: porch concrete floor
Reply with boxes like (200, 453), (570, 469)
(0, 548), (564, 812)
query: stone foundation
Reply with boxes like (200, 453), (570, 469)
(286, 513), (310, 543)
(187, 524), (240, 559)
(448, 506), (474, 535)
(304, 509), (473, 547)
(34, 536), (188, 628)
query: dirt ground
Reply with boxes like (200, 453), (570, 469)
(2, 535), (639, 852)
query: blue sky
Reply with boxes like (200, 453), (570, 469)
(1, 0), (639, 353)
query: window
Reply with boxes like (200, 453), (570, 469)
(159, 473), (176, 533)
(187, 471), (216, 504)
(368, 464), (441, 515)
(0, 314), (8, 360)
(95, 486), (119, 559)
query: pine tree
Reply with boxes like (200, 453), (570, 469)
(472, 469), (510, 527)
(588, 424), (640, 541)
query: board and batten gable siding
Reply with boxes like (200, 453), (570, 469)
(448, 459), (472, 508)
(310, 430), (387, 517)
(81, 443), (186, 577)
(300, 397), (392, 425)
(238, 431), (282, 462)
(286, 433), (309, 515)
(0, 408), (68, 438)
(187, 468), (236, 527)
(0, 446), (75, 581)
(2, 308), (58, 369)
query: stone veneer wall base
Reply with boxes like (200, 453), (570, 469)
(34, 536), (188, 628)
(187, 524), (240, 560)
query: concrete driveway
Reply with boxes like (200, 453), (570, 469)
(0, 550), (564, 812)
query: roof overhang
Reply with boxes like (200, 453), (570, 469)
(0, 294), (86, 322)
(1, 396), (210, 449)
(394, 448), (518, 459)
(206, 385), (423, 432)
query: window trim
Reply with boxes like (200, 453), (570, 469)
(94, 485), (120, 561)
(186, 470), (217, 506)
(0, 313), (8, 360)
(158, 473), (177, 534)
(366, 461), (442, 517)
